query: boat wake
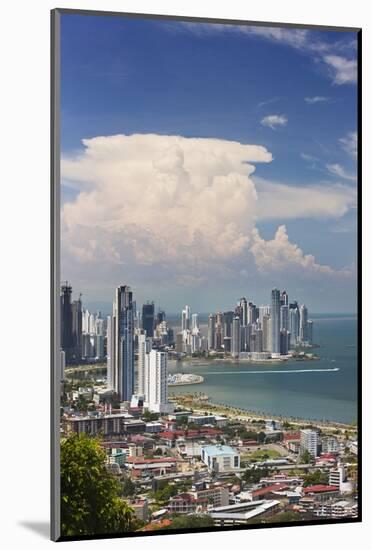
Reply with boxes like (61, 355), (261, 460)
(199, 368), (340, 375)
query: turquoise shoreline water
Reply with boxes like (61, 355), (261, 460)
(168, 315), (358, 424)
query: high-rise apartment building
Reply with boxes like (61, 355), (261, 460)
(142, 302), (155, 338)
(208, 314), (216, 350)
(231, 316), (241, 358)
(270, 288), (281, 354)
(300, 429), (319, 458)
(107, 285), (135, 402)
(299, 304), (308, 343)
(181, 305), (191, 331)
(145, 349), (173, 413)
(61, 282), (73, 361)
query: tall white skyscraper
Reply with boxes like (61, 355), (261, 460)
(107, 285), (135, 402)
(191, 313), (200, 334)
(145, 349), (173, 413)
(181, 305), (191, 331)
(289, 307), (300, 347)
(299, 304), (308, 342)
(270, 289), (281, 354)
(137, 331), (152, 398)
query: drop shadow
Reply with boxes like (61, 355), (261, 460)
(18, 521), (50, 539)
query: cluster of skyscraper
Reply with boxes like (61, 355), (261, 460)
(204, 289), (313, 359)
(60, 282), (105, 363)
(175, 306), (209, 355)
(106, 286), (173, 411)
(61, 283), (313, 404)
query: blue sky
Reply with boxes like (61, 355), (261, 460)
(60, 14), (358, 314)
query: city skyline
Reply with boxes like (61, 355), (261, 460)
(60, 15), (358, 314)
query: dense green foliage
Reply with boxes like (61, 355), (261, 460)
(61, 434), (135, 537)
(120, 477), (136, 497)
(242, 466), (269, 484)
(142, 410), (160, 422)
(299, 449), (313, 464)
(166, 514), (214, 529)
(302, 470), (329, 487)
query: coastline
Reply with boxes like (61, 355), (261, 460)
(169, 392), (357, 432)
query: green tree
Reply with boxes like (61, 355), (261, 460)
(166, 514), (214, 529)
(121, 477), (136, 497)
(242, 467), (269, 484)
(61, 434), (135, 537)
(299, 449), (313, 464)
(142, 410), (160, 422)
(303, 470), (329, 487)
(258, 511), (303, 524)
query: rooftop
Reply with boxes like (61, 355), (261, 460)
(303, 485), (339, 494)
(202, 445), (237, 456)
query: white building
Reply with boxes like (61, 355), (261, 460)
(300, 429), (318, 458)
(321, 436), (340, 454)
(137, 332), (152, 398)
(329, 465), (352, 493)
(144, 349), (174, 413)
(201, 444), (240, 472)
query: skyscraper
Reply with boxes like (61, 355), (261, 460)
(299, 304), (308, 343)
(280, 304), (289, 331)
(142, 301), (155, 338)
(280, 329), (290, 355)
(262, 313), (270, 352)
(137, 331), (152, 398)
(247, 302), (258, 325)
(71, 296), (82, 360)
(223, 311), (234, 339)
(270, 288), (281, 354)
(231, 316), (241, 358)
(239, 297), (248, 326)
(191, 313), (200, 334)
(280, 290), (289, 306)
(207, 314), (216, 350)
(60, 282), (73, 361)
(215, 312), (223, 350)
(289, 307), (300, 347)
(307, 319), (314, 345)
(107, 285), (135, 402)
(145, 349), (173, 413)
(181, 305), (191, 331)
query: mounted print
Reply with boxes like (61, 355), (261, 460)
(51, 9), (361, 542)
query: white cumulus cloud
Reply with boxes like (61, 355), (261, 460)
(61, 133), (354, 285)
(323, 55), (357, 85)
(260, 114), (288, 130)
(250, 225), (353, 276)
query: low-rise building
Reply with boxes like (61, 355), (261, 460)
(126, 456), (178, 478)
(130, 499), (149, 522)
(209, 500), (280, 526)
(168, 493), (200, 515)
(314, 500), (358, 519)
(302, 485), (339, 502)
(188, 414), (216, 426)
(201, 445), (240, 472)
(192, 484), (230, 508)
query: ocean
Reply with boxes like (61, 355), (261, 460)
(168, 315), (358, 424)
